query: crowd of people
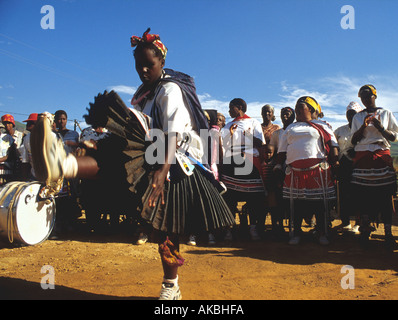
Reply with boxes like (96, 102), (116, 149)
(2, 28), (397, 300)
(3, 85), (397, 249)
(0, 110), (113, 238)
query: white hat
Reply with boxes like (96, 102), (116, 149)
(346, 101), (364, 113)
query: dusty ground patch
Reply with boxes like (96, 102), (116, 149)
(0, 215), (397, 300)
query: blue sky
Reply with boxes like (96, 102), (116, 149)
(1, 0), (398, 132)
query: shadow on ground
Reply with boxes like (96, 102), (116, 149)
(0, 277), (153, 300)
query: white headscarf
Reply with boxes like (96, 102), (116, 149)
(346, 101), (364, 113)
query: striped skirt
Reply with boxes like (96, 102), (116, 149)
(351, 150), (396, 189)
(220, 156), (266, 194)
(282, 159), (336, 201)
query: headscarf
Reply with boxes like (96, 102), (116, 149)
(280, 107), (296, 126)
(346, 101), (364, 113)
(281, 106), (295, 117)
(1, 114), (15, 126)
(297, 96), (321, 114)
(358, 84), (377, 97)
(130, 28), (168, 59)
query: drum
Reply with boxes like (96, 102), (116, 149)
(0, 181), (55, 246)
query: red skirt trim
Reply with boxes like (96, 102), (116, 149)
(353, 149), (393, 169)
(283, 159), (336, 200)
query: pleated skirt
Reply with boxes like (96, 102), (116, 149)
(140, 166), (235, 234)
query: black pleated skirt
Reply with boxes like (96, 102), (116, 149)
(84, 91), (235, 235)
(140, 166), (235, 234)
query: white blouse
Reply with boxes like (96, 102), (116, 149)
(279, 120), (338, 165)
(221, 116), (265, 158)
(134, 80), (204, 161)
(351, 108), (398, 152)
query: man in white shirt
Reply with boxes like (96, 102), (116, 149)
(1, 114), (23, 182)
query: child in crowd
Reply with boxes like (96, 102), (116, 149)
(261, 144), (285, 239)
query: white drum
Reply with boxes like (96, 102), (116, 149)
(0, 181), (55, 246)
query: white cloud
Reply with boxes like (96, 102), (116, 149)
(0, 84), (15, 90)
(197, 74), (398, 131)
(107, 85), (137, 96)
(198, 93), (230, 114)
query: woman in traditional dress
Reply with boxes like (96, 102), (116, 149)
(350, 84), (398, 249)
(30, 28), (235, 299)
(274, 96), (339, 245)
(220, 98), (266, 240)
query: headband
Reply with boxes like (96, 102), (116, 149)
(297, 96), (321, 114)
(281, 107), (296, 120)
(358, 84), (377, 97)
(281, 106), (295, 114)
(131, 28), (167, 59)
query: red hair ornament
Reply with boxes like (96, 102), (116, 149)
(131, 28), (167, 59)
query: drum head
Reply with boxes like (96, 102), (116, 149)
(13, 183), (55, 245)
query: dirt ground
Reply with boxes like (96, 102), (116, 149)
(0, 212), (397, 301)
